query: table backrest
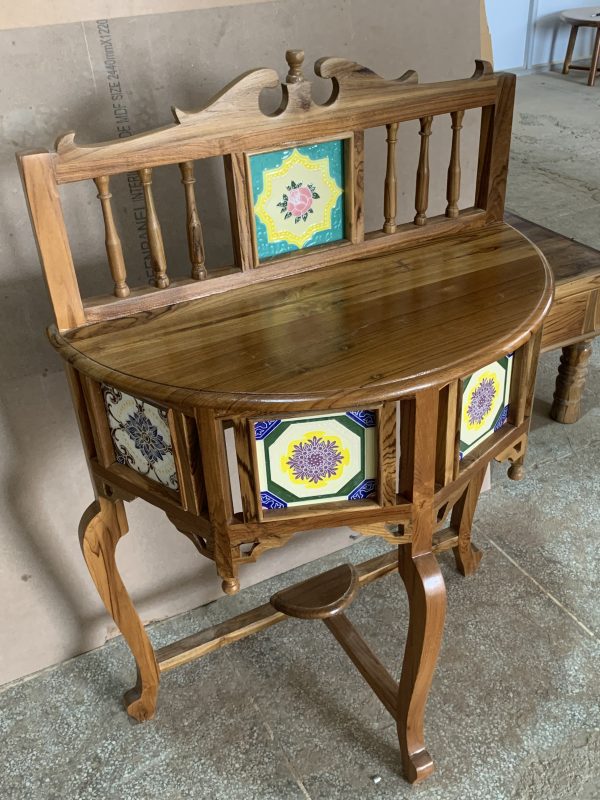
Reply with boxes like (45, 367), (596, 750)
(18, 50), (515, 332)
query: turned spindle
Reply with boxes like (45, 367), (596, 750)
(285, 49), (305, 83)
(139, 167), (169, 289)
(414, 116), (433, 227)
(179, 161), (207, 281)
(383, 122), (399, 234)
(445, 110), (464, 218)
(550, 340), (593, 423)
(94, 176), (129, 298)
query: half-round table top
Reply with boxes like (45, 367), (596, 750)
(561, 7), (600, 25)
(54, 223), (553, 414)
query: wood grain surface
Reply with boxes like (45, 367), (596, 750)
(54, 223), (552, 413)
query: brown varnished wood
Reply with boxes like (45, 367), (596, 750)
(383, 122), (399, 233)
(479, 73), (515, 222)
(324, 612), (399, 717)
(445, 110), (464, 218)
(223, 152), (255, 271)
(195, 408), (239, 594)
(396, 389), (446, 783)
(179, 161), (207, 280)
(17, 51), (554, 784)
(451, 467), (486, 576)
(168, 410), (204, 515)
(20, 56), (515, 335)
(52, 58), (494, 183)
(378, 402), (398, 506)
(17, 151), (85, 330)
(347, 131), (365, 244)
(94, 176), (130, 298)
(80, 375), (115, 468)
(397, 544), (446, 783)
(506, 215), (600, 417)
(551, 339), (594, 423)
(156, 549), (400, 672)
(79, 208), (489, 326)
(139, 167), (169, 288)
(435, 381), (460, 487)
(232, 416), (260, 523)
(507, 213), (600, 303)
(79, 497), (160, 721)
(54, 224), (552, 414)
(271, 563), (358, 619)
(414, 116), (433, 226)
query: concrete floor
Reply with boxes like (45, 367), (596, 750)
(1, 72), (599, 799)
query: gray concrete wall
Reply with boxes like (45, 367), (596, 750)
(0, 0), (482, 685)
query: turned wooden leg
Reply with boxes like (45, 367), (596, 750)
(563, 25), (578, 74)
(551, 340), (593, 423)
(397, 545), (447, 783)
(589, 28), (600, 86)
(79, 497), (159, 721)
(451, 467), (486, 576)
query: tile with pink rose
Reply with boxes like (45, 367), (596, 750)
(249, 139), (345, 261)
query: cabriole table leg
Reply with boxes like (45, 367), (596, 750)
(79, 497), (160, 721)
(397, 545), (447, 783)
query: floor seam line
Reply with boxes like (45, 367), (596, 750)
(482, 535), (598, 641)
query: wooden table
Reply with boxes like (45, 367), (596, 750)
(561, 6), (600, 86)
(50, 221), (552, 782)
(19, 51), (553, 784)
(508, 213), (600, 422)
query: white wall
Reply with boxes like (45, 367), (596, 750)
(486, 0), (530, 70)
(486, 0), (599, 70)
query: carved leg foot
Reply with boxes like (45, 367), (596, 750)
(551, 340), (593, 424)
(451, 468), (485, 576)
(397, 546), (447, 783)
(507, 460), (525, 481)
(79, 497), (159, 721)
(221, 576), (241, 595)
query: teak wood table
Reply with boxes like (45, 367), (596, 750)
(18, 52), (553, 783)
(508, 212), (600, 423)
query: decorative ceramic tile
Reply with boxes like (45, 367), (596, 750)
(101, 384), (179, 491)
(459, 353), (513, 460)
(249, 139), (345, 260)
(254, 410), (377, 510)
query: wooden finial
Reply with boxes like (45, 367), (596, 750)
(285, 49), (305, 83)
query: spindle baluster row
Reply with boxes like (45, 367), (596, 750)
(95, 162), (209, 296)
(381, 110), (469, 232)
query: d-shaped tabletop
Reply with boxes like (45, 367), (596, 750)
(54, 222), (553, 413)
